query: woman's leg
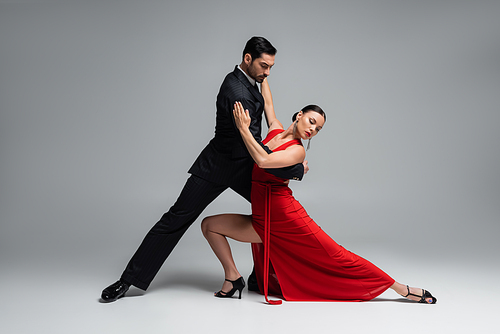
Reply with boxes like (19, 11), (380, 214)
(201, 214), (262, 294)
(390, 281), (436, 304)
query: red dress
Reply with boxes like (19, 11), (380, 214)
(251, 129), (395, 303)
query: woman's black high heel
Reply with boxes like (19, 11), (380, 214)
(403, 285), (437, 304)
(214, 277), (246, 299)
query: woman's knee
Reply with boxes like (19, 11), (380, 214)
(201, 215), (216, 237)
(200, 216), (209, 236)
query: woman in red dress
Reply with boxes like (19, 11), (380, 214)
(201, 79), (436, 304)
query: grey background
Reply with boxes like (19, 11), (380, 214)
(1, 1), (499, 333)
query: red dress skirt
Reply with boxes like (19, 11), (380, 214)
(251, 129), (395, 303)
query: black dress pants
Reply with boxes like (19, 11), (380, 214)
(121, 174), (251, 290)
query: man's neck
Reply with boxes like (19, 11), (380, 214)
(238, 64), (256, 86)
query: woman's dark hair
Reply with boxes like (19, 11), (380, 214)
(292, 105), (326, 122)
(242, 36), (277, 61)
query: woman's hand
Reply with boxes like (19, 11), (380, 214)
(232, 100), (306, 169)
(233, 101), (251, 131)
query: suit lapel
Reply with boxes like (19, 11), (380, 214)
(233, 66), (264, 105)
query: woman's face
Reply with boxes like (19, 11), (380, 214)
(295, 111), (325, 140)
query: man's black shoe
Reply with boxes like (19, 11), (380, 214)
(247, 268), (260, 292)
(101, 280), (129, 303)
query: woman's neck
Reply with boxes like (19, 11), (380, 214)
(282, 123), (299, 140)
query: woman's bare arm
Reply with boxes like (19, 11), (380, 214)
(261, 78), (283, 131)
(233, 102), (305, 169)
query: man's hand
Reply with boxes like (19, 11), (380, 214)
(302, 160), (309, 175)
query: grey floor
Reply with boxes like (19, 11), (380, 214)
(2, 228), (498, 334)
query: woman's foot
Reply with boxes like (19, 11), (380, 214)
(214, 277), (246, 299)
(401, 285), (437, 304)
(392, 282), (437, 304)
(216, 279), (235, 296)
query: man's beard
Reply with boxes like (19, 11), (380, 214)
(248, 63), (264, 83)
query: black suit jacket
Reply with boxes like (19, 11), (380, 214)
(189, 66), (303, 188)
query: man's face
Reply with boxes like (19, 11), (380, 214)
(246, 53), (275, 83)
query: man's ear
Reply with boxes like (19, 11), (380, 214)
(243, 53), (253, 66)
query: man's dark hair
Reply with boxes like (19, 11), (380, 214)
(242, 36), (277, 61)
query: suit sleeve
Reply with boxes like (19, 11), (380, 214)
(265, 163), (304, 181)
(230, 97), (259, 134)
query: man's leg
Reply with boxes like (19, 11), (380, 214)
(102, 175), (227, 301)
(230, 182), (251, 203)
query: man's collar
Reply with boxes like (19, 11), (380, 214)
(237, 65), (256, 86)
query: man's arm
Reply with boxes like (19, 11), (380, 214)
(265, 163), (305, 181)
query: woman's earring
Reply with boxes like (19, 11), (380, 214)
(307, 138), (311, 150)
(293, 121), (298, 137)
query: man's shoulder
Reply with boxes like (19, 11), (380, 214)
(219, 69), (252, 98)
(221, 68), (243, 86)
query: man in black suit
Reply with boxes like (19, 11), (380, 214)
(101, 36), (305, 302)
